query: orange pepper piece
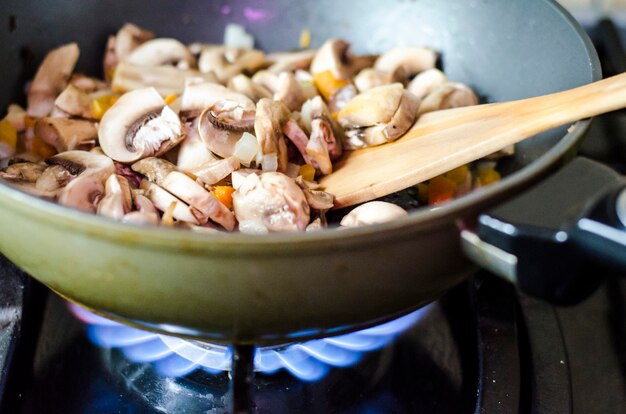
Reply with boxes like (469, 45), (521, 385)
(428, 175), (457, 205)
(214, 186), (235, 209)
(313, 70), (349, 101)
(30, 136), (56, 158)
(164, 94), (177, 105)
(299, 164), (316, 182)
(476, 167), (501, 187)
(445, 165), (469, 185)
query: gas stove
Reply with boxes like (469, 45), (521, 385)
(1, 18), (626, 414)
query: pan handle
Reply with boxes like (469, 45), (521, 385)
(461, 157), (626, 305)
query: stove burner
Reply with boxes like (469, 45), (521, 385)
(69, 303), (430, 382)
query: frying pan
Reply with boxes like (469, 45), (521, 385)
(0, 0), (602, 344)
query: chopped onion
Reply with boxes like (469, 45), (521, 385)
(233, 132), (260, 167)
(224, 23), (254, 49)
(261, 153), (278, 172)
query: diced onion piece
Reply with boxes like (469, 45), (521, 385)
(233, 132), (260, 167)
(224, 23), (254, 49)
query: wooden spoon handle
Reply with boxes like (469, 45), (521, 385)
(323, 73), (626, 208)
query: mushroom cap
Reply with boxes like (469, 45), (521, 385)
(407, 68), (448, 99)
(340, 201), (407, 227)
(419, 82), (479, 115)
(373, 46), (437, 79)
(180, 80), (255, 119)
(310, 39), (353, 80)
(126, 38), (195, 69)
(233, 172), (310, 233)
(338, 83), (404, 128)
(99, 87), (183, 163)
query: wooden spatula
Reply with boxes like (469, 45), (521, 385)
(320, 72), (626, 208)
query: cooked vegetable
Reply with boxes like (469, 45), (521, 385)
(0, 23), (508, 233)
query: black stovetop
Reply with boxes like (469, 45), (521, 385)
(1, 17), (626, 414)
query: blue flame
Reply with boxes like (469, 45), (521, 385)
(69, 304), (431, 382)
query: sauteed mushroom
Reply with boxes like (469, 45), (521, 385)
(418, 82), (479, 115)
(340, 201), (407, 227)
(254, 98), (290, 172)
(233, 172), (310, 233)
(35, 118), (98, 152)
(126, 38), (195, 69)
(373, 46), (437, 82)
(99, 87), (184, 163)
(27, 43), (80, 117)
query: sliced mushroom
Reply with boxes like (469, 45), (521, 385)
(227, 74), (273, 102)
(283, 118), (312, 165)
(0, 162), (46, 183)
(338, 83), (404, 128)
(112, 62), (218, 96)
(47, 151), (115, 213)
(131, 157), (177, 186)
(254, 98), (290, 172)
(126, 38), (195, 69)
(373, 46), (437, 82)
(115, 23), (155, 62)
(233, 172), (310, 233)
(252, 71), (304, 111)
(99, 87), (184, 163)
(407, 68), (448, 99)
(122, 193), (160, 225)
(35, 118), (98, 152)
(105, 174), (133, 213)
(161, 171), (236, 230)
(180, 80), (256, 120)
(310, 39), (375, 80)
(338, 83), (419, 147)
(302, 187), (334, 210)
(198, 46), (266, 83)
(311, 115), (342, 161)
(70, 74), (109, 93)
(191, 156), (240, 186)
(266, 49), (317, 73)
(354, 68), (398, 93)
(419, 82), (479, 115)
(53, 84), (93, 119)
(306, 121), (332, 175)
(177, 119), (218, 171)
(340, 201), (407, 227)
(140, 179), (202, 224)
(27, 43), (80, 118)
(35, 164), (73, 195)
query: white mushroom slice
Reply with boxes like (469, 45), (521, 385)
(252, 71), (305, 111)
(134, 193), (159, 214)
(254, 99), (290, 172)
(126, 38), (195, 69)
(302, 188), (334, 210)
(35, 118), (98, 152)
(344, 91), (420, 147)
(419, 82), (479, 115)
(177, 119), (218, 171)
(407, 68), (448, 99)
(54, 84), (93, 118)
(70, 74), (109, 93)
(311, 116), (343, 161)
(197, 111), (244, 159)
(233, 172), (310, 233)
(227, 74), (273, 102)
(338, 83), (404, 128)
(310, 39), (375, 80)
(46, 150), (115, 177)
(306, 122), (332, 176)
(140, 179), (201, 224)
(104, 174), (132, 213)
(99, 87), (184, 163)
(354, 68), (396, 93)
(35, 164), (73, 194)
(283, 118), (312, 164)
(382, 91), (421, 141)
(115, 23), (155, 62)
(161, 171), (236, 230)
(131, 157), (177, 186)
(122, 209), (159, 225)
(112, 62), (218, 96)
(180, 81), (255, 120)
(340, 201), (407, 227)
(58, 175), (106, 213)
(0, 162), (46, 183)
(374, 47), (437, 81)
(97, 192), (126, 219)
(198, 46), (265, 83)
(266, 49), (317, 73)
(191, 156), (240, 186)
(27, 43), (80, 118)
